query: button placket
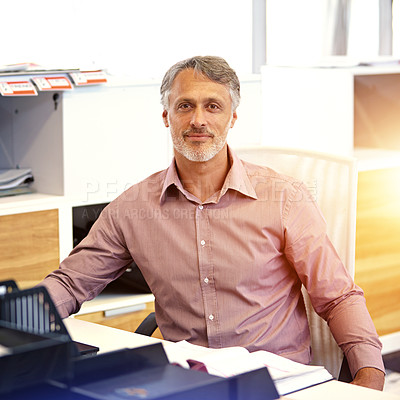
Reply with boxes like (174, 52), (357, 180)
(196, 203), (219, 343)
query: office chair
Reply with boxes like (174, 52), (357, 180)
(135, 146), (357, 380)
(135, 311), (158, 336)
(234, 146), (357, 379)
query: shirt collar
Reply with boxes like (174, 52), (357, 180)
(160, 145), (258, 204)
(220, 146), (258, 200)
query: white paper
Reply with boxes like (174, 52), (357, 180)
(0, 168), (33, 189)
(162, 340), (333, 396)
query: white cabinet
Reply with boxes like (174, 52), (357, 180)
(261, 64), (400, 163)
(0, 81), (171, 260)
(1, 82), (170, 200)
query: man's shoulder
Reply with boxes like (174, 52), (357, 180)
(240, 158), (299, 187)
(114, 168), (168, 203)
(237, 158), (311, 203)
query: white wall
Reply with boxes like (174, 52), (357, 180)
(1, 0), (253, 80)
(4, 0), (396, 80)
(266, 0), (385, 66)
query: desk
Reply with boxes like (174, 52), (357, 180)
(65, 316), (162, 353)
(64, 318), (400, 399)
(283, 380), (399, 400)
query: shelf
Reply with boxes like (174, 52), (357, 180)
(261, 65), (400, 158)
(266, 63), (400, 76)
(350, 64), (400, 76)
(0, 193), (64, 215)
(354, 148), (400, 172)
(0, 191), (118, 216)
(75, 292), (155, 316)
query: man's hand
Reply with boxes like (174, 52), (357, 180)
(351, 367), (385, 391)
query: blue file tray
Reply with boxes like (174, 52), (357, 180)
(0, 281), (75, 395)
(0, 280), (71, 337)
(66, 343), (280, 400)
(0, 321), (73, 395)
(3, 343), (280, 400)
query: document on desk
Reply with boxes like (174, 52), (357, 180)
(163, 340), (333, 396)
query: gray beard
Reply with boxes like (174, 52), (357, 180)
(170, 119), (231, 162)
(172, 134), (227, 162)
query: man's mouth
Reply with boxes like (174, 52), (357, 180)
(183, 129), (214, 141)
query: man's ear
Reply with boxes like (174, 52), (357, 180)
(162, 110), (169, 127)
(230, 111), (238, 128)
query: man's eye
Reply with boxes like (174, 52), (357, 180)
(208, 104), (220, 111)
(178, 103), (191, 110)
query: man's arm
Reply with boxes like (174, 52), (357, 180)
(283, 183), (385, 389)
(351, 367), (385, 391)
(40, 202), (132, 317)
(324, 295), (385, 389)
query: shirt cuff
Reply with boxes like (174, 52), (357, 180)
(346, 343), (385, 378)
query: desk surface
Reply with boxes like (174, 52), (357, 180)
(65, 316), (162, 352)
(64, 318), (400, 399)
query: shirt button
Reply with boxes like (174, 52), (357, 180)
(200, 240), (206, 246)
(208, 314), (214, 321)
(204, 277), (209, 284)
(198, 205), (203, 210)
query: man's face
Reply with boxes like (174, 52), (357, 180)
(162, 69), (237, 162)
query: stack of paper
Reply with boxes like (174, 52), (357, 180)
(163, 340), (333, 396)
(0, 168), (34, 197)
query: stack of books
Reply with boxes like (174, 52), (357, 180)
(0, 168), (34, 197)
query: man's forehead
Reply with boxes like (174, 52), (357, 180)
(174, 68), (211, 82)
(170, 69), (231, 98)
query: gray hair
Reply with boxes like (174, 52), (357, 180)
(160, 56), (241, 111)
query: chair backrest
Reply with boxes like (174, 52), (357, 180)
(234, 146), (358, 378)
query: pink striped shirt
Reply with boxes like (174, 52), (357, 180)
(41, 147), (383, 376)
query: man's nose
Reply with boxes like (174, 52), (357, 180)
(190, 107), (207, 128)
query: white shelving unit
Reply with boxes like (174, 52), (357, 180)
(261, 64), (400, 169)
(0, 80), (170, 259)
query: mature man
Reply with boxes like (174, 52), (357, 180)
(40, 56), (385, 390)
